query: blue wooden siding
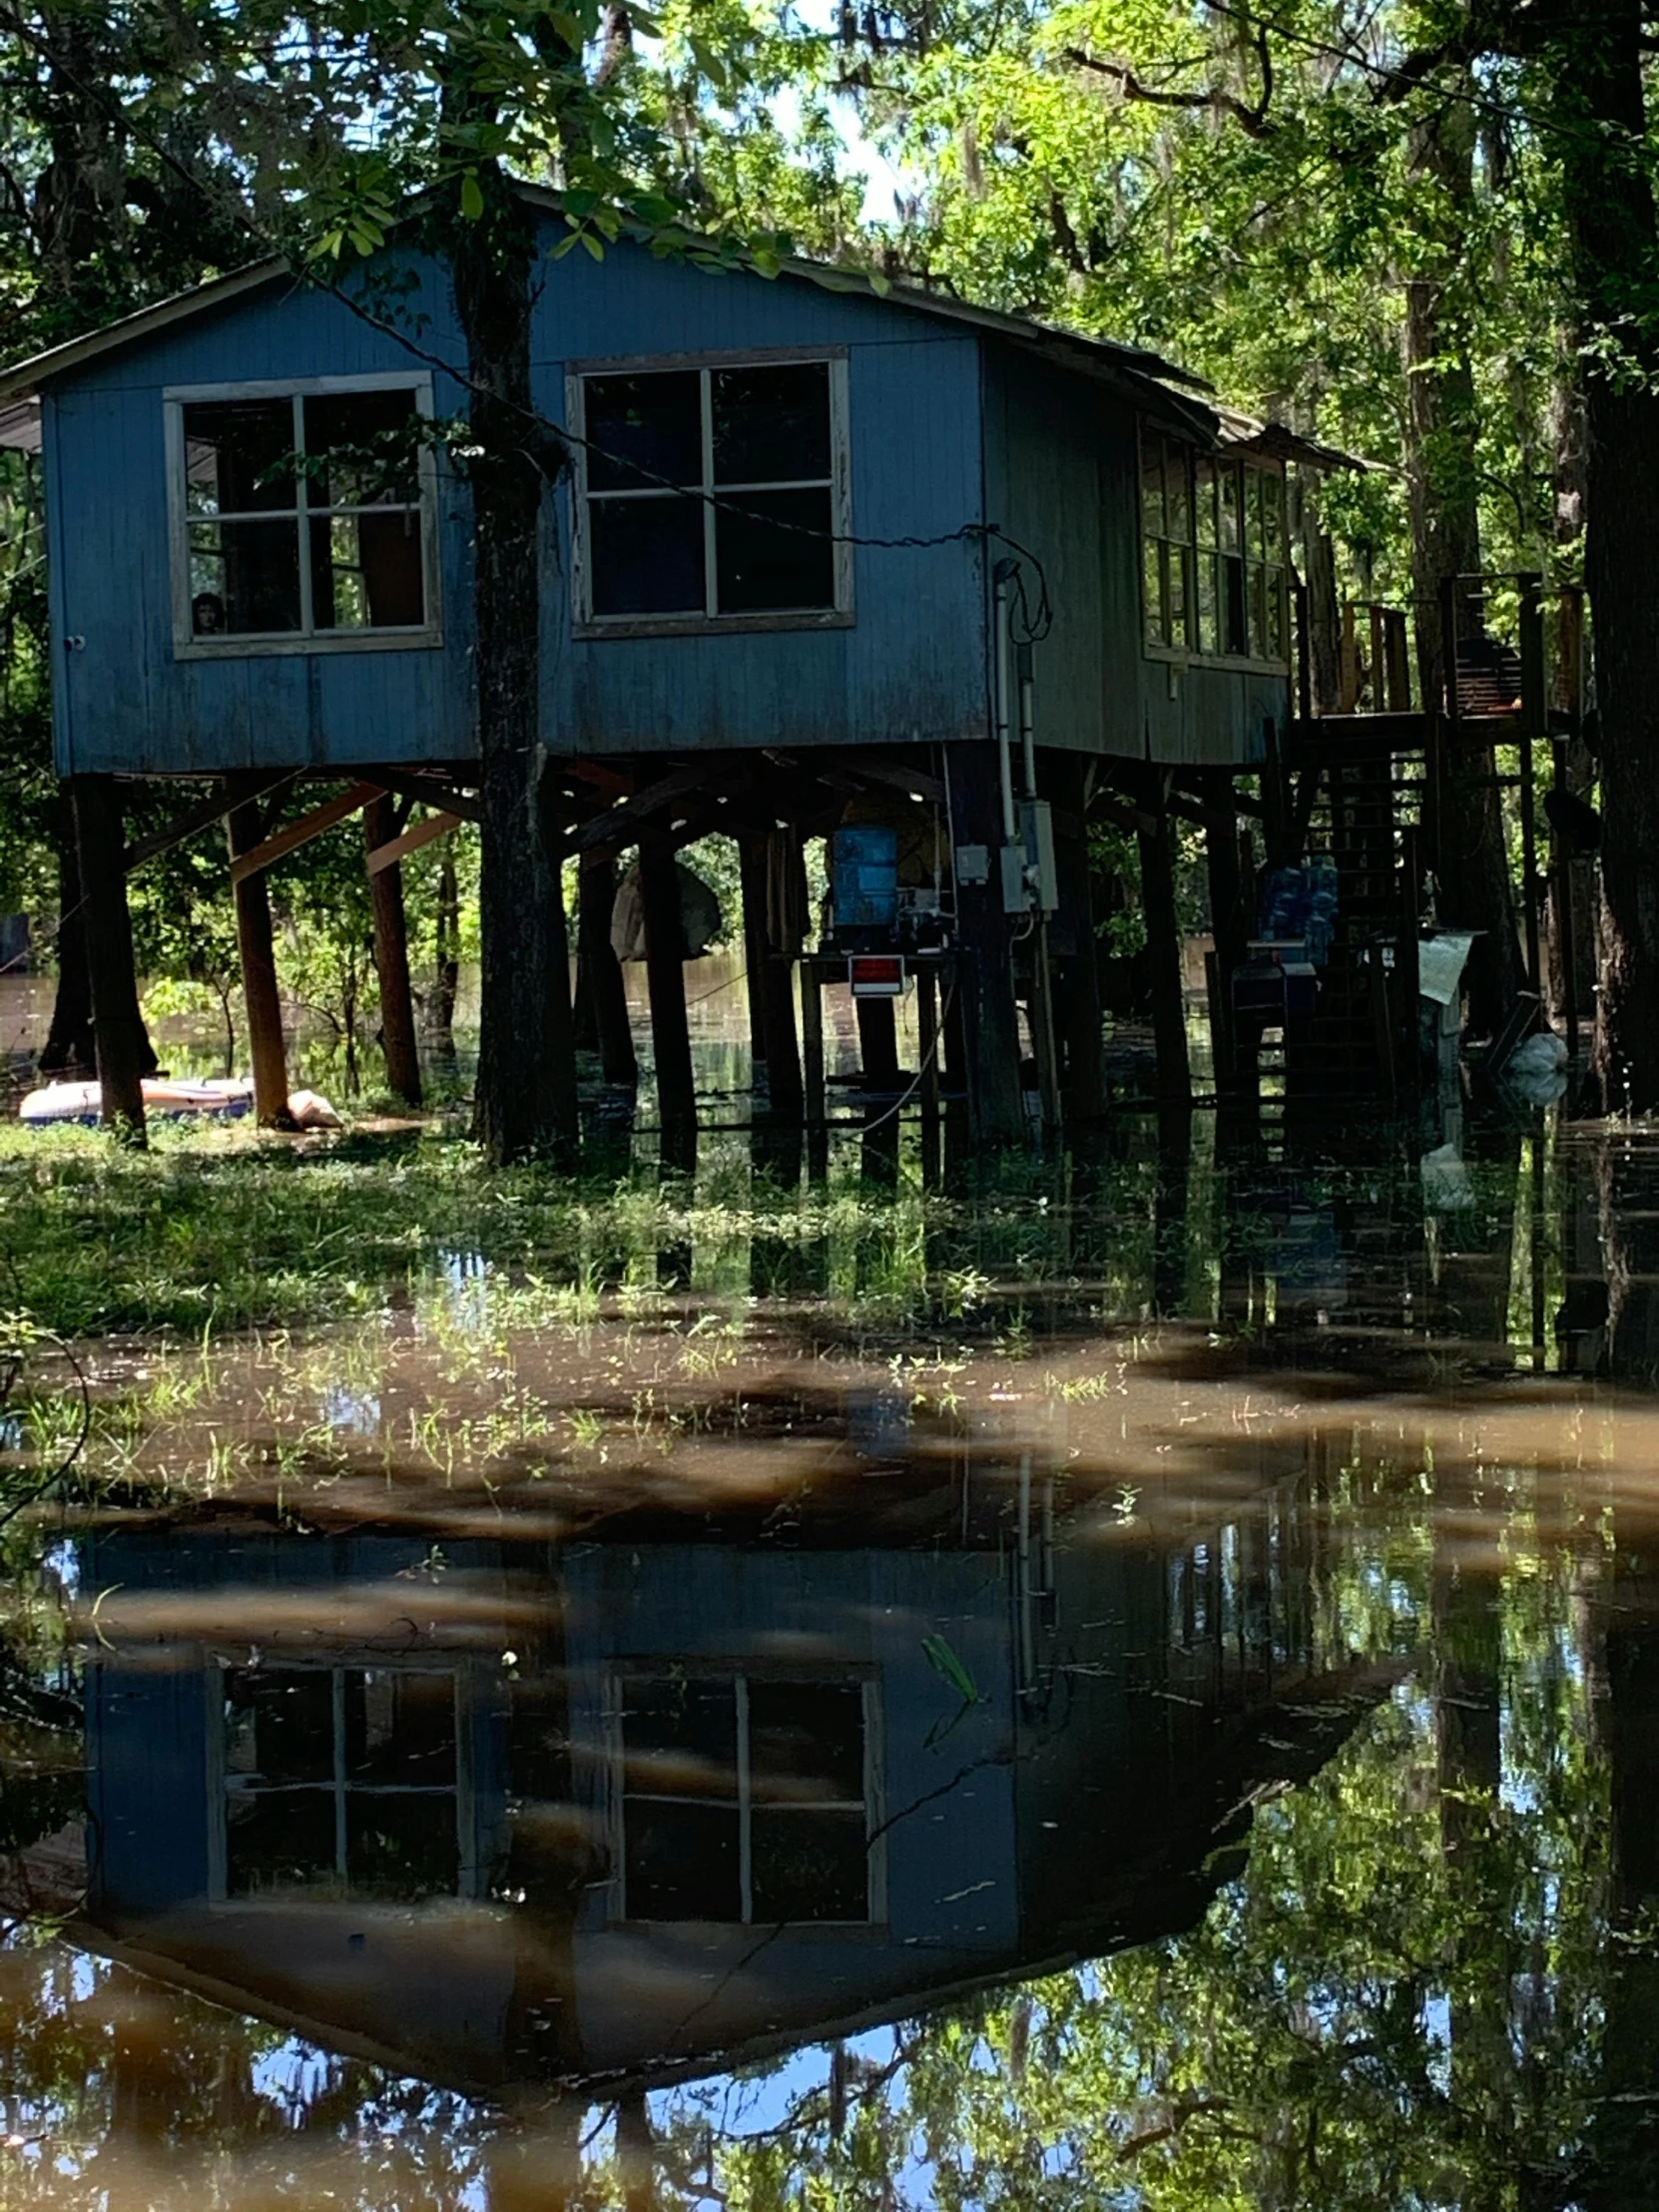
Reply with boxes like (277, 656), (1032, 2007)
(981, 344), (1285, 769)
(41, 213), (1275, 777)
(46, 228), (991, 778)
(49, 260), (475, 779)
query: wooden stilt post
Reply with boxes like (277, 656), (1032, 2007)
(917, 961), (942, 1185)
(363, 794), (421, 1108)
(945, 742), (1025, 1147)
(1049, 756), (1106, 1122)
(739, 834), (771, 1084)
(1137, 767), (1191, 1106)
(578, 847), (637, 1086)
(759, 829), (804, 1121)
(1202, 768), (1250, 1099)
(639, 830), (696, 1140)
(69, 775), (149, 1143)
(226, 794), (292, 1129)
(799, 952), (828, 1181)
(855, 995), (900, 1091)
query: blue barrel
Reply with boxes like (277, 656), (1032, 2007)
(831, 825), (899, 933)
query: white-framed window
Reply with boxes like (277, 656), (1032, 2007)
(568, 351), (853, 638)
(1141, 427), (1288, 669)
(608, 1666), (881, 1924)
(164, 373), (441, 658)
(209, 1658), (476, 1902)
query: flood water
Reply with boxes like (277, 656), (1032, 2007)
(8, 1105), (1659, 2206)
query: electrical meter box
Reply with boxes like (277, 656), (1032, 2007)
(1001, 801), (1060, 915)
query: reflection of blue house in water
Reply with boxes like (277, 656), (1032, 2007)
(78, 1480), (1372, 2096)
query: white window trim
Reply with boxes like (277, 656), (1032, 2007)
(603, 1663), (885, 1930)
(567, 349), (854, 641)
(203, 1653), (479, 1905)
(164, 372), (442, 661)
(1138, 424), (1291, 678)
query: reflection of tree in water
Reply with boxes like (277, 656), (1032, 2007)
(651, 1484), (1619, 2211)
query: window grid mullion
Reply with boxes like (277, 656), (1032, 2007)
(701, 369), (719, 621)
(293, 391), (315, 639)
(736, 1673), (753, 1924)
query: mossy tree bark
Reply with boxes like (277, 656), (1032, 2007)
(448, 180), (578, 1165)
(1402, 96), (1522, 1038)
(1545, 0), (1659, 1112)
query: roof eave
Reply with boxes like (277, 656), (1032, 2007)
(0, 257), (291, 408)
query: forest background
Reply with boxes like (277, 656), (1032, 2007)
(0, 0), (1647, 1114)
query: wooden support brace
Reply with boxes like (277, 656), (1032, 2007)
(367, 811), (464, 875)
(569, 766), (707, 854)
(230, 782), (386, 884)
(125, 773), (295, 872)
(354, 768), (481, 824)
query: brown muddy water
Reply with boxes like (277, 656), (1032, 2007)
(5, 1110), (1659, 2206)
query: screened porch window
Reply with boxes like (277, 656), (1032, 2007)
(573, 358), (849, 631)
(1141, 430), (1288, 665)
(614, 1670), (875, 1923)
(168, 378), (437, 653)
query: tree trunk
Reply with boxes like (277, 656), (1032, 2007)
(450, 184), (579, 1164)
(1402, 98), (1523, 1039)
(1544, 0), (1659, 1111)
(70, 776), (149, 1142)
(40, 788), (96, 1075)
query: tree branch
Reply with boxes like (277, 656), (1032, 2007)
(1064, 44), (1278, 137)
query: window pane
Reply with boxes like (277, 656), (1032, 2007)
(621, 1676), (738, 1799)
(303, 389), (420, 507)
(1196, 551), (1219, 655)
(309, 511), (425, 631)
(1219, 464), (1242, 554)
(585, 371), (702, 492)
(345, 1792), (458, 1899)
(1223, 554), (1248, 655)
(344, 1670), (455, 1786)
(1168, 542), (1189, 646)
(712, 362), (830, 485)
(224, 1667), (332, 1783)
(1140, 436), (1165, 540)
(184, 398), (295, 516)
(1267, 569), (1287, 659)
(590, 497), (706, 617)
(1143, 537), (1166, 647)
(623, 1800), (741, 1920)
(748, 1682), (864, 1804)
(227, 1788), (335, 1896)
(1263, 472), (1284, 562)
(1250, 563), (1269, 658)
(189, 519), (301, 636)
(751, 1809), (867, 1923)
(1165, 444), (1192, 546)
(1194, 454), (1218, 550)
(715, 487), (834, 613)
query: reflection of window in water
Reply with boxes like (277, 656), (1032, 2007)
(219, 1665), (463, 1901)
(616, 1673), (874, 1924)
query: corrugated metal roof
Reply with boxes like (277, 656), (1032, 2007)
(1215, 404), (1380, 473)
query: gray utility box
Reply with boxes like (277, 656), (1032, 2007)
(1002, 800), (1059, 916)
